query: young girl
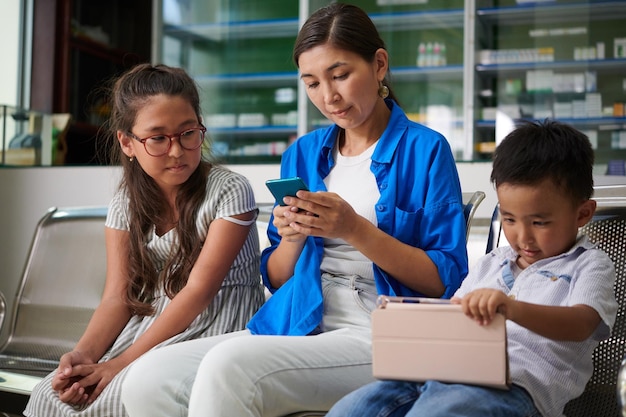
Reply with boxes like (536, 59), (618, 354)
(24, 64), (265, 417)
(121, 4), (468, 416)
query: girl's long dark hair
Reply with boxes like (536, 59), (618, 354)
(107, 63), (211, 316)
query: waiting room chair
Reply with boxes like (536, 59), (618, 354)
(0, 206), (108, 415)
(485, 185), (626, 416)
(462, 191), (486, 241)
(564, 185), (626, 416)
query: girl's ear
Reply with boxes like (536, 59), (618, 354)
(577, 199), (597, 227)
(117, 130), (134, 159)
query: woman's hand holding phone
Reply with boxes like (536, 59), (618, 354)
(265, 177), (361, 242)
(265, 177), (309, 206)
(266, 177), (312, 242)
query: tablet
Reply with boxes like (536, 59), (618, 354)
(371, 296), (510, 389)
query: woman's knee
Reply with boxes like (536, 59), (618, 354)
(122, 342), (205, 414)
(194, 336), (261, 386)
(122, 349), (171, 409)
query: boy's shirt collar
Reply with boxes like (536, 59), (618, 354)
(496, 234), (595, 268)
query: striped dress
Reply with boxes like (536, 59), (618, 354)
(24, 166), (265, 417)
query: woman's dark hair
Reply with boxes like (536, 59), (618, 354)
(491, 119), (594, 204)
(293, 3), (398, 103)
(107, 63), (212, 316)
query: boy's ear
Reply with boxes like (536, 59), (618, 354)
(577, 199), (597, 227)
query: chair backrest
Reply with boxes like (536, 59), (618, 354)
(462, 191), (486, 241)
(484, 185), (626, 416)
(0, 206), (108, 377)
(485, 202), (502, 254)
(563, 186), (626, 416)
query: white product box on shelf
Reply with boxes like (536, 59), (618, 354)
(205, 114), (236, 128)
(271, 113), (289, 126)
(237, 113), (267, 128)
(553, 102), (573, 119)
(526, 70), (554, 92)
(478, 48), (554, 65)
(611, 131), (626, 149)
(586, 93), (603, 118)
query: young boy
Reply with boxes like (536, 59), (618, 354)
(326, 119), (618, 417)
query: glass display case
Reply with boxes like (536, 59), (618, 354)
(474, 0), (626, 164)
(159, 0), (300, 164)
(156, 0), (626, 165)
(158, 0), (470, 163)
(305, 0), (470, 160)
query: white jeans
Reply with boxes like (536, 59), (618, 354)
(122, 274), (378, 417)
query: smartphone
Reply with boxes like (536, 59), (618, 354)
(265, 177), (309, 206)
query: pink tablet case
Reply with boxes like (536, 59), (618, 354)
(371, 296), (510, 389)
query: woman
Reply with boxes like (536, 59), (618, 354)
(24, 64), (264, 417)
(122, 4), (468, 416)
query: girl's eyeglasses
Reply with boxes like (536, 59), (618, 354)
(127, 125), (206, 157)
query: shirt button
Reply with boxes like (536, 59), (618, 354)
(376, 204), (385, 211)
(508, 294), (516, 300)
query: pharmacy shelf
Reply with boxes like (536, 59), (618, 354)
(474, 0), (626, 163)
(370, 9), (464, 30)
(476, 58), (626, 74)
(209, 126), (297, 138)
(195, 65), (464, 89)
(476, 117), (626, 129)
(391, 65), (464, 81)
(163, 8), (465, 43)
(163, 18), (298, 42)
(477, 1), (626, 25)
(195, 72), (298, 88)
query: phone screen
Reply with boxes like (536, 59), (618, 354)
(265, 177), (309, 205)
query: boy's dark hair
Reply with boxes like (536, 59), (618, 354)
(490, 119), (594, 203)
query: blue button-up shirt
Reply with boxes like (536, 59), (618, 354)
(248, 100), (468, 336)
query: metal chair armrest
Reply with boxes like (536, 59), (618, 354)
(0, 291), (6, 332)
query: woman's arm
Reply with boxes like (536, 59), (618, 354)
(265, 204), (309, 288)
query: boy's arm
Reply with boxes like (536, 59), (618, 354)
(455, 289), (601, 341)
(504, 301), (600, 341)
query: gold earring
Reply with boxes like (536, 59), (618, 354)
(378, 83), (389, 99)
